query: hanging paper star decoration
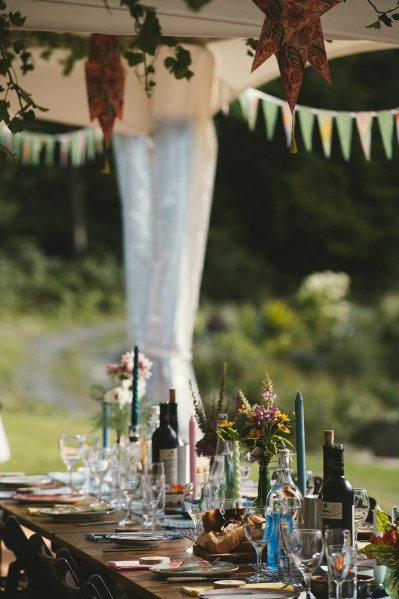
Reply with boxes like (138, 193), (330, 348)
(85, 34), (125, 148)
(251, 0), (342, 113)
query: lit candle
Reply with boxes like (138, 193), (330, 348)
(232, 441), (242, 500)
(189, 415), (197, 486)
(295, 390), (306, 496)
(131, 345), (139, 428)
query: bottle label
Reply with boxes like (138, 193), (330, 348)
(323, 501), (343, 519)
(159, 447), (178, 485)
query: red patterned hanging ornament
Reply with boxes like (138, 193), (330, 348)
(251, 0), (341, 113)
(85, 34), (125, 149)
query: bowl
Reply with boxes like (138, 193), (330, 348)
(310, 573), (374, 599)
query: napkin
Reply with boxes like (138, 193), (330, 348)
(107, 561), (150, 570)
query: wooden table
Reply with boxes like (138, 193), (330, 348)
(0, 500), (254, 598)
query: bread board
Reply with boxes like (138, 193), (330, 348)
(193, 544), (255, 564)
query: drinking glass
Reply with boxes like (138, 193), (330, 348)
(80, 433), (99, 496)
(118, 454), (143, 528)
(183, 482), (211, 534)
(142, 463), (165, 531)
(291, 529), (324, 598)
(243, 505), (274, 583)
(278, 498), (303, 580)
(326, 544), (351, 599)
(324, 529), (351, 550)
(354, 488), (370, 547)
(88, 446), (113, 507)
(59, 434), (82, 492)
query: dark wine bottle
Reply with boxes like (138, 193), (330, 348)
(319, 429), (335, 498)
(321, 443), (354, 544)
(152, 402), (178, 486)
(168, 387), (186, 485)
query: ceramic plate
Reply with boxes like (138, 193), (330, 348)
(199, 590), (300, 599)
(106, 533), (172, 547)
(0, 475), (53, 487)
(38, 505), (116, 522)
(150, 561), (239, 578)
(13, 493), (81, 505)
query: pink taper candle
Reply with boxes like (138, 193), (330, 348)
(189, 415), (197, 486)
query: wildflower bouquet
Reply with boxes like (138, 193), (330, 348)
(364, 510), (399, 569)
(93, 350), (152, 441)
(217, 374), (292, 505)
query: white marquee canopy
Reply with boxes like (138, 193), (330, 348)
(9, 0), (399, 438)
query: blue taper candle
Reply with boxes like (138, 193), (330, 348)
(295, 390), (306, 496)
(102, 402), (110, 448)
(131, 345), (139, 427)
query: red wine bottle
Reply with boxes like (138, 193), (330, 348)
(152, 402), (178, 486)
(319, 429), (334, 498)
(321, 443), (354, 544)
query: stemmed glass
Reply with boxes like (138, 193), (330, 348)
(80, 433), (99, 496)
(354, 488), (370, 548)
(243, 505), (274, 583)
(87, 446), (113, 507)
(142, 463), (165, 531)
(291, 529), (324, 599)
(118, 453), (143, 528)
(326, 544), (351, 599)
(59, 434), (82, 493)
(183, 482), (212, 535)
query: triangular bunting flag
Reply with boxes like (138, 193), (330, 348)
(335, 113), (353, 161)
(317, 111), (333, 158)
(262, 99), (279, 141)
(45, 138), (55, 166)
(281, 103), (293, 147)
(356, 112), (373, 161)
(298, 110), (315, 152)
(246, 91), (260, 131)
(59, 135), (70, 168)
(31, 136), (43, 166)
(395, 113), (399, 144)
(86, 129), (96, 161)
(377, 111), (394, 160)
(239, 93), (249, 122)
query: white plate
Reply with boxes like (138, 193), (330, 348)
(107, 534), (171, 547)
(0, 475), (52, 487)
(199, 590), (300, 599)
(150, 561), (239, 578)
(38, 505), (116, 522)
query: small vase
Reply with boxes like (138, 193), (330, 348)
(384, 567), (399, 599)
(254, 461), (271, 506)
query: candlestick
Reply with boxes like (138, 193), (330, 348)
(189, 415), (197, 486)
(131, 345), (139, 428)
(232, 441), (242, 500)
(295, 390), (306, 496)
(102, 401), (110, 448)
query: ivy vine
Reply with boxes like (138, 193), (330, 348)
(366, 0), (399, 28)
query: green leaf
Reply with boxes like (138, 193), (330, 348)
(392, 13), (399, 20)
(0, 99), (10, 121)
(366, 20), (381, 29)
(8, 11), (26, 27)
(184, 0), (211, 10)
(13, 39), (25, 54)
(136, 8), (162, 55)
(124, 50), (144, 66)
(0, 57), (11, 75)
(379, 13), (393, 27)
(8, 116), (25, 133)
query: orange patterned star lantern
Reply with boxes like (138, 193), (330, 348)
(85, 34), (125, 148)
(251, 0), (341, 113)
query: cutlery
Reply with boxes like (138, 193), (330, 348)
(166, 577), (207, 582)
(77, 520), (120, 527)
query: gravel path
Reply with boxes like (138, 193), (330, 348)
(16, 319), (127, 413)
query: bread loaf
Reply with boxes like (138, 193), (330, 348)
(196, 521), (246, 554)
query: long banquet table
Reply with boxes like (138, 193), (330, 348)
(0, 500), (255, 598)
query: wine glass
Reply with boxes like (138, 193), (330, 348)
(59, 434), (82, 493)
(183, 482), (213, 534)
(326, 544), (351, 599)
(142, 463), (165, 531)
(291, 529), (324, 598)
(278, 498), (303, 580)
(243, 505), (274, 583)
(87, 446), (113, 507)
(354, 488), (370, 548)
(118, 453), (143, 528)
(80, 433), (99, 496)
(324, 529), (351, 553)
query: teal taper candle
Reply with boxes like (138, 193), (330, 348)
(131, 345), (139, 428)
(295, 390), (306, 496)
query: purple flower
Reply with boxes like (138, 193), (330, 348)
(251, 404), (279, 426)
(262, 388), (277, 402)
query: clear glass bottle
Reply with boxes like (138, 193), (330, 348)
(267, 449), (303, 572)
(209, 413), (235, 498)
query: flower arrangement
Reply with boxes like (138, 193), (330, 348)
(93, 350), (152, 441)
(364, 510), (399, 569)
(217, 374), (293, 505)
(189, 363), (229, 459)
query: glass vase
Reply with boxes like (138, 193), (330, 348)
(384, 567), (399, 599)
(254, 460), (271, 506)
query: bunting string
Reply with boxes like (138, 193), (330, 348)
(238, 88), (399, 161)
(0, 126), (104, 167)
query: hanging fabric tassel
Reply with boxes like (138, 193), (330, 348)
(290, 111), (298, 154)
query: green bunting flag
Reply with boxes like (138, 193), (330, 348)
(261, 99), (279, 140)
(298, 109), (315, 152)
(377, 111), (394, 160)
(335, 113), (353, 161)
